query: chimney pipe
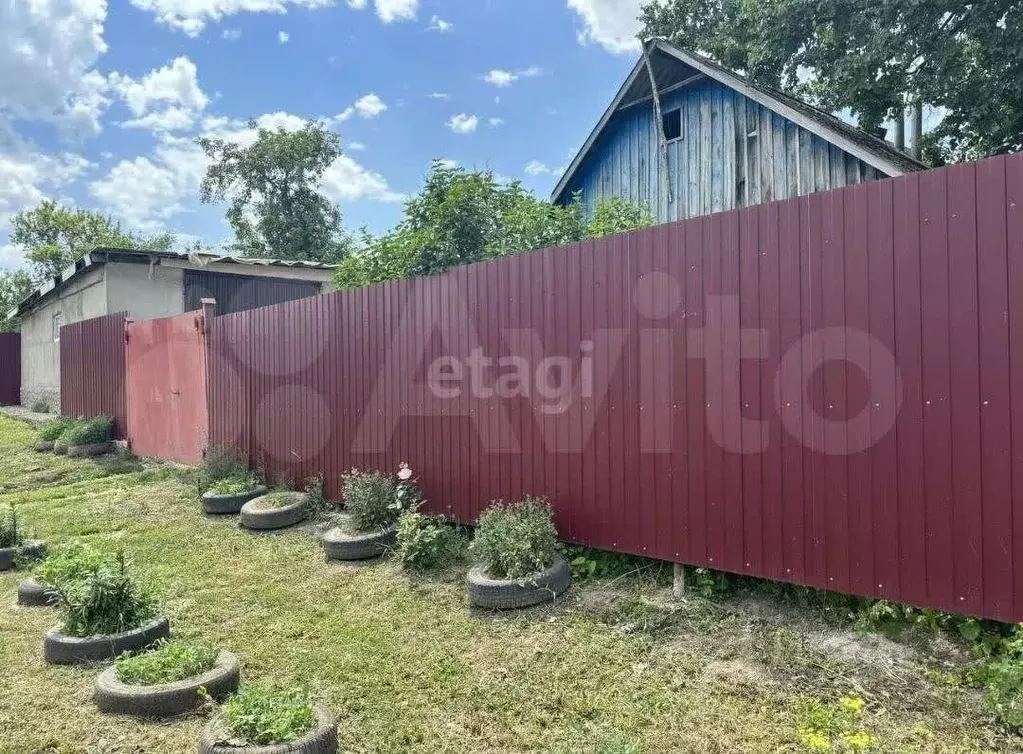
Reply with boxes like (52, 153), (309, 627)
(910, 100), (923, 160)
(894, 104), (906, 152)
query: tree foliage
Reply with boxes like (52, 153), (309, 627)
(197, 120), (352, 263)
(333, 161), (653, 292)
(10, 200), (175, 281)
(640, 0), (1023, 163)
(0, 270), (34, 331)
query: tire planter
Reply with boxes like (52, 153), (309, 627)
(0, 540), (47, 571)
(35, 440), (55, 452)
(202, 486), (269, 515)
(44, 615), (170, 665)
(323, 515), (396, 561)
(467, 555), (572, 610)
(198, 704), (338, 754)
(53, 440), (69, 455)
(239, 493), (309, 531)
(67, 441), (114, 458)
(94, 649), (240, 719)
(17, 576), (58, 607)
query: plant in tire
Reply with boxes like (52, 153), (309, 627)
(469, 496), (558, 579)
(342, 463), (421, 532)
(210, 686), (317, 747)
(199, 445), (252, 493)
(0, 504), (22, 548)
(55, 550), (157, 637)
(35, 541), (112, 590)
(64, 415), (114, 446)
(115, 638), (219, 685)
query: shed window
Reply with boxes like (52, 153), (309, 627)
(662, 108), (682, 141)
(52, 312), (64, 342)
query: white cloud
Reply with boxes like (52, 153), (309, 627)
(332, 93), (388, 123)
(278, 30), (290, 42)
(374, 0), (417, 22)
(435, 158), (458, 170)
(346, 141), (366, 151)
(111, 57), (208, 117)
(0, 149), (93, 228)
(427, 14), (452, 32)
(122, 106), (197, 132)
(447, 113), (478, 134)
(129, 0), (335, 36)
(566, 0), (643, 54)
(483, 67), (544, 87)
(321, 155), (402, 202)
(222, 27), (242, 39)
(0, 243), (22, 271)
(0, 0), (110, 132)
(488, 117), (504, 128)
(427, 92), (450, 100)
(524, 160), (550, 176)
(347, 0), (367, 7)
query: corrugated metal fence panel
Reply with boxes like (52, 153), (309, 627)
(183, 270), (322, 316)
(59, 313), (128, 438)
(208, 154), (1023, 623)
(0, 333), (20, 405)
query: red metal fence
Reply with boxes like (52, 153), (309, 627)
(60, 313), (128, 438)
(203, 154), (1023, 623)
(0, 333), (20, 405)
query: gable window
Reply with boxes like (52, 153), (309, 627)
(52, 312), (63, 342)
(662, 108), (683, 141)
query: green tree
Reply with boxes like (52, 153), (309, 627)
(640, 0), (1023, 163)
(0, 270), (35, 331)
(333, 161), (652, 292)
(197, 120), (352, 263)
(10, 201), (175, 281)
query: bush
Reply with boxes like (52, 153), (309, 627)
(57, 419), (87, 444)
(39, 418), (72, 441)
(116, 638), (219, 686)
(65, 415), (114, 446)
(35, 541), (111, 590)
(55, 551), (157, 637)
(31, 400), (50, 413)
(199, 445), (251, 493)
(394, 513), (464, 571)
(0, 505), (22, 548)
(343, 463), (422, 532)
(469, 496), (558, 580)
(208, 475), (259, 495)
(215, 686), (316, 746)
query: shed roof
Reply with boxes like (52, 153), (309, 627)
(551, 39), (927, 204)
(7, 248), (337, 321)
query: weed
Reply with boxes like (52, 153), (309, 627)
(38, 418), (73, 442)
(199, 445), (250, 493)
(565, 545), (660, 582)
(55, 551), (158, 637)
(251, 491), (293, 510)
(207, 475), (260, 496)
(65, 416), (114, 446)
(601, 597), (679, 635)
(34, 541), (111, 590)
(469, 496), (558, 580)
(303, 476), (336, 520)
(394, 512), (465, 570)
(213, 686), (316, 746)
(30, 401), (50, 414)
(342, 469), (396, 532)
(116, 638), (219, 686)
(794, 694), (875, 752)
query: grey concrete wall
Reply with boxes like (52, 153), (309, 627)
(105, 262), (184, 320)
(19, 267), (107, 412)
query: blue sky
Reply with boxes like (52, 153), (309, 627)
(0, 0), (648, 271)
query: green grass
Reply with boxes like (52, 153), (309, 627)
(217, 685), (316, 746)
(207, 475), (260, 496)
(116, 638), (219, 686)
(0, 414), (1017, 753)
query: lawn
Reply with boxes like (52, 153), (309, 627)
(0, 414), (1015, 753)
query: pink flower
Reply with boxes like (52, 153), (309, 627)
(397, 463), (413, 481)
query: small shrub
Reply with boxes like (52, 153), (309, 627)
(971, 626), (1023, 728)
(115, 638), (219, 686)
(794, 694), (874, 752)
(394, 512), (464, 570)
(31, 400), (50, 414)
(199, 445), (250, 493)
(214, 686), (316, 746)
(35, 541), (111, 590)
(39, 417), (72, 442)
(65, 416), (114, 446)
(0, 505), (22, 548)
(208, 475), (260, 495)
(57, 419), (87, 444)
(304, 476), (335, 519)
(469, 496), (558, 580)
(342, 463), (422, 532)
(55, 551), (157, 637)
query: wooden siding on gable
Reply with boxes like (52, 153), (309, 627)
(561, 79), (882, 223)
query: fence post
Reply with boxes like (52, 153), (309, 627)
(201, 298), (216, 334)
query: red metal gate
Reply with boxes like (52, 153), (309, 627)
(126, 311), (209, 464)
(0, 333), (21, 406)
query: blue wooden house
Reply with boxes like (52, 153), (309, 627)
(552, 39), (926, 223)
